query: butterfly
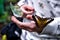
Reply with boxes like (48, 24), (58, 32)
(32, 15), (54, 32)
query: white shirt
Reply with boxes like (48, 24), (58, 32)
(17, 0), (60, 40)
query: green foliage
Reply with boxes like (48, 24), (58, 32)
(0, 0), (20, 23)
(0, 0), (4, 16)
(0, 12), (10, 23)
(4, 0), (19, 5)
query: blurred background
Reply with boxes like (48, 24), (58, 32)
(0, 0), (19, 39)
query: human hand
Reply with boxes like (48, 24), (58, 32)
(11, 5), (44, 33)
(20, 5), (34, 18)
(20, 5), (34, 14)
(11, 16), (41, 32)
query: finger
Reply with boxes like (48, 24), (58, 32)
(11, 16), (32, 28)
(16, 22), (33, 32)
(25, 6), (34, 11)
(21, 7), (34, 14)
(26, 15), (33, 20)
(11, 16), (36, 31)
(11, 16), (28, 28)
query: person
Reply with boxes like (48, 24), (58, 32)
(11, 0), (60, 40)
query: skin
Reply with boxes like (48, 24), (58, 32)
(11, 5), (40, 32)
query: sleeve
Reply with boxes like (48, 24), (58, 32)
(41, 17), (60, 35)
(17, 0), (26, 7)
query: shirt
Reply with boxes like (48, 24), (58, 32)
(16, 0), (60, 40)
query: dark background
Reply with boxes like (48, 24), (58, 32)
(0, 0), (19, 40)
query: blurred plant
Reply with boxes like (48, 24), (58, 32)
(0, 0), (20, 23)
(0, 0), (20, 30)
(0, 0), (4, 16)
(0, 12), (10, 23)
(4, 0), (19, 5)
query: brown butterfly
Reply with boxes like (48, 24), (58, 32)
(32, 15), (54, 32)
